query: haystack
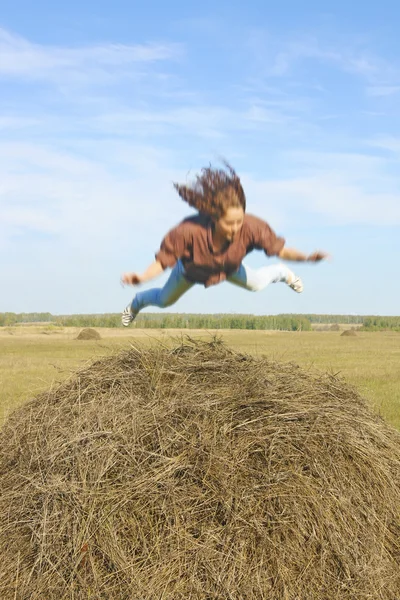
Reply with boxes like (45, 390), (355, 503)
(1, 338), (399, 600)
(341, 329), (358, 337)
(76, 327), (101, 340)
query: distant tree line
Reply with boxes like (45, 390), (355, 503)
(360, 316), (400, 331)
(305, 314), (364, 324)
(0, 312), (399, 331)
(0, 312), (311, 331)
(0, 312), (53, 326)
(131, 313), (313, 331)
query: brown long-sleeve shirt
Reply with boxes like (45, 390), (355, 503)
(155, 213), (285, 287)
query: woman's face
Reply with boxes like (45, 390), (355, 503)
(214, 206), (245, 242)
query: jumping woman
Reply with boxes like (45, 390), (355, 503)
(121, 162), (328, 326)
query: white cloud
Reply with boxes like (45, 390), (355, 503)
(0, 207), (58, 233)
(88, 101), (296, 141)
(269, 43), (341, 77)
(0, 139), (191, 249)
(245, 174), (400, 227)
(242, 148), (400, 227)
(366, 85), (400, 97)
(367, 137), (400, 154)
(246, 30), (400, 90)
(0, 141), (98, 174)
(0, 116), (41, 129)
(0, 27), (182, 83)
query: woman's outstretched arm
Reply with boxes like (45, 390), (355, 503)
(278, 247), (329, 262)
(121, 260), (165, 286)
(121, 219), (190, 286)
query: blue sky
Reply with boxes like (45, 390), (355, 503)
(1, 0), (399, 316)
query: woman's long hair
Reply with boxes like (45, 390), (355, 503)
(173, 161), (246, 219)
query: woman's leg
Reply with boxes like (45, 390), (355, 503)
(227, 262), (303, 292)
(122, 260), (194, 326)
(132, 260), (194, 313)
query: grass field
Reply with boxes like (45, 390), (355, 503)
(1, 325), (399, 430)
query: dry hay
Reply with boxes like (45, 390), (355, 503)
(76, 327), (101, 340)
(0, 338), (399, 600)
(341, 329), (358, 337)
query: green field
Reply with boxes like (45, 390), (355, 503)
(1, 326), (399, 430)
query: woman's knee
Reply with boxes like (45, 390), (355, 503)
(158, 294), (177, 308)
(247, 279), (264, 292)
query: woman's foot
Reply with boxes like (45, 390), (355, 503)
(121, 303), (137, 326)
(287, 272), (304, 293)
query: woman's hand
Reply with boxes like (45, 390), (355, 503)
(307, 251), (330, 262)
(121, 272), (143, 286)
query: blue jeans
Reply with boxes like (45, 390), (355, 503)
(131, 260), (293, 314)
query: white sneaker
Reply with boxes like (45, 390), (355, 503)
(121, 303), (136, 327)
(288, 275), (304, 293)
